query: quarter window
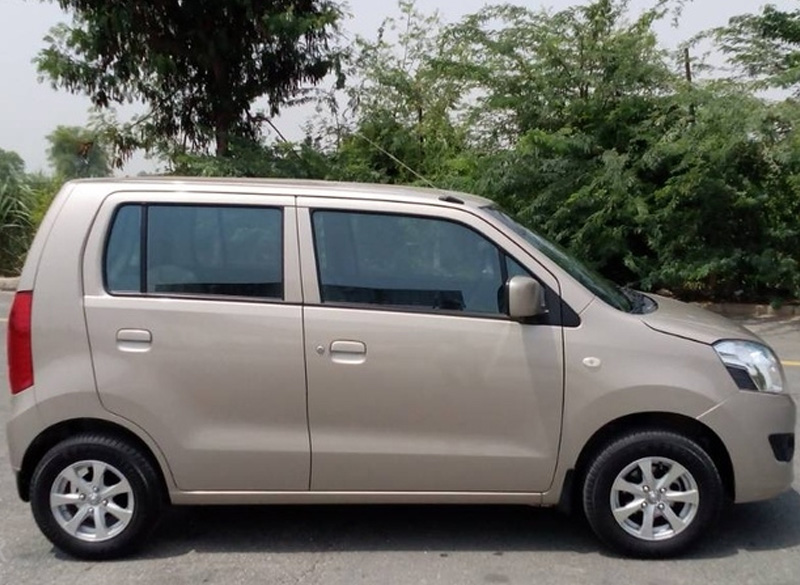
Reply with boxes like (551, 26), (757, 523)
(312, 211), (505, 314)
(105, 205), (142, 293)
(104, 204), (283, 300)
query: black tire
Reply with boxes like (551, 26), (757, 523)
(30, 433), (163, 560)
(582, 430), (724, 558)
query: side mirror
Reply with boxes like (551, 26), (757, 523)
(507, 276), (546, 320)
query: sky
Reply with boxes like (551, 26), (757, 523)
(0, 0), (794, 175)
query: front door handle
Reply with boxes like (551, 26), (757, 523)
(329, 340), (367, 364)
(116, 329), (152, 352)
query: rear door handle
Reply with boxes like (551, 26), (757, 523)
(116, 329), (152, 352)
(329, 340), (367, 364)
(330, 340), (366, 354)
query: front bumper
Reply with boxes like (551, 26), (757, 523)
(698, 390), (796, 503)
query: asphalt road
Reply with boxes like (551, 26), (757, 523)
(1, 291), (799, 584)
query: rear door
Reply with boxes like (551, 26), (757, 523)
(82, 192), (310, 491)
(299, 199), (565, 493)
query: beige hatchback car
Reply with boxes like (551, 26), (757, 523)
(6, 178), (795, 560)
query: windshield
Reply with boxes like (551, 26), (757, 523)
(484, 208), (633, 312)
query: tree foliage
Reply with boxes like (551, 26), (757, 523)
(440, 1), (674, 146)
(713, 4), (800, 92)
(22, 0), (800, 301)
(0, 149), (26, 187)
(46, 125), (111, 179)
(37, 0), (344, 161)
(317, 0), (800, 302)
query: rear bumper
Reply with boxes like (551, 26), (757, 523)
(6, 388), (41, 502)
(698, 391), (796, 503)
(6, 388), (39, 469)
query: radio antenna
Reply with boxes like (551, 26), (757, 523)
(260, 116), (440, 190)
(354, 131), (440, 190)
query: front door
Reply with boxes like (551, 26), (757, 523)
(300, 202), (564, 492)
(83, 195), (310, 491)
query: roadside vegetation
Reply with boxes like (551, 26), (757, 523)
(2, 0), (799, 304)
(0, 127), (108, 276)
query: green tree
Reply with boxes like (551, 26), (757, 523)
(713, 4), (800, 92)
(46, 125), (111, 179)
(38, 0), (345, 162)
(440, 0), (675, 149)
(634, 85), (800, 300)
(0, 148), (25, 188)
(438, 0), (678, 283)
(315, 1), (473, 187)
(172, 136), (333, 179)
(326, 0), (800, 301)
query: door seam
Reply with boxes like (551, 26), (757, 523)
(294, 200), (314, 491)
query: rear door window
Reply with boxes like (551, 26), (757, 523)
(104, 204), (283, 300)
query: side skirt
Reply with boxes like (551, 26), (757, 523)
(169, 491), (546, 506)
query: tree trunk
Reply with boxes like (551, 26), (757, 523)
(212, 54), (230, 157)
(417, 103), (424, 158)
(215, 123), (229, 157)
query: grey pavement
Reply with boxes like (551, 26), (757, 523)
(0, 277), (18, 291)
(0, 291), (799, 584)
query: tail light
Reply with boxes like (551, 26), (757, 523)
(8, 290), (33, 394)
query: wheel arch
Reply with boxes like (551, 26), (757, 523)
(562, 412), (734, 514)
(18, 418), (171, 503)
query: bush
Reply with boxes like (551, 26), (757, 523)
(0, 178), (34, 276)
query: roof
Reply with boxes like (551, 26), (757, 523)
(67, 177), (494, 208)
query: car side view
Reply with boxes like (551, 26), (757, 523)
(5, 178), (795, 559)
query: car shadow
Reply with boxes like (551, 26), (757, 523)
(54, 489), (800, 561)
(691, 489), (800, 557)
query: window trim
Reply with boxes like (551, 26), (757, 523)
(140, 203), (148, 293)
(102, 202), (287, 303)
(308, 208), (569, 324)
(307, 300), (520, 322)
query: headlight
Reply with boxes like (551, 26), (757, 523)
(714, 340), (785, 393)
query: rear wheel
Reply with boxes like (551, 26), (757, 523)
(30, 434), (163, 559)
(582, 430), (724, 558)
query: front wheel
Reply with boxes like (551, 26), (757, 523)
(582, 430), (725, 558)
(30, 434), (163, 559)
